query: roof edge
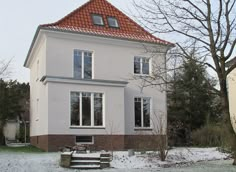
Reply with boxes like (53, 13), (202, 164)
(39, 26), (175, 46)
(23, 26), (42, 67)
(40, 0), (174, 46)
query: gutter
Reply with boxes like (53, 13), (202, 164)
(40, 75), (129, 87)
(23, 26), (175, 68)
(23, 26), (42, 67)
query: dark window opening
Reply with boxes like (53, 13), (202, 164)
(92, 14), (104, 26)
(134, 97), (151, 128)
(76, 136), (93, 144)
(107, 17), (119, 28)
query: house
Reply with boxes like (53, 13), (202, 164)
(3, 119), (20, 141)
(226, 58), (236, 133)
(24, 0), (173, 151)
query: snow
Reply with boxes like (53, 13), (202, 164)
(72, 152), (100, 158)
(110, 148), (230, 169)
(0, 148), (231, 172)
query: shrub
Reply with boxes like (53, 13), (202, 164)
(191, 124), (223, 147)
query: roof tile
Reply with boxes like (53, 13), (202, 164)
(41, 0), (173, 45)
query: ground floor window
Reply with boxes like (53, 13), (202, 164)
(76, 136), (94, 144)
(71, 92), (104, 127)
(134, 97), (151, 128)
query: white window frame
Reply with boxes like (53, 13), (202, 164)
(134, 56), (151, 75)
(92, 14), (104, 26)
(70, 91), (105, 128)
(134, 97), (152, 129)
(73, 49), (94, 79)
(107, 16), (119, 28)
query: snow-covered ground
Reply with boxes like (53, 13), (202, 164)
(0, 148), (232, 172)
(111, 147), (230, 169)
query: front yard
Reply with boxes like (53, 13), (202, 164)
(0, 147), (235, 172)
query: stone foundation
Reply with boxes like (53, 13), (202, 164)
(31, 134), (166, 152)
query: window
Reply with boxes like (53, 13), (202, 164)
(74, 50), (92, 79)
(92, 14), (104, 26)
(76, 136), (93, 144)
(134, 57), (150, 75)
(71, 92), (104, 127)
(107, 17), (119, 28)
(134, 97), (151, 128)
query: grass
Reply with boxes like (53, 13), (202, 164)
(0, 145), (44, 153)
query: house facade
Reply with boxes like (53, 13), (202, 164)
(24, 0), (173, 151)
(227, 67), (236, 133)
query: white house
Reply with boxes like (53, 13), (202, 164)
(24, 0), (173, 151)
(227, 59), (236, 133)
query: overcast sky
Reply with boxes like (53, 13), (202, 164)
(0, 0), (136, 83)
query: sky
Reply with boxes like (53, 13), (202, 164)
(0, 0), (136, 83)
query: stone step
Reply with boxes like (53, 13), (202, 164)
(70, 164), (100, 169)
(71, 160), (100, 163)
(72, 153), (100, 158)
(71, 159), (100, 166)
(71, 157), (100, 161)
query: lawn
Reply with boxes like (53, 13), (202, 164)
(0, 145), (44, 153)
(0, 148), (234, 172)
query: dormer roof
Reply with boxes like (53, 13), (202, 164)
(24, 0), (174, 67)
(41, 0), (173, 45)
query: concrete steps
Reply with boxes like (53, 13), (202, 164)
(62, 152), (111, 169)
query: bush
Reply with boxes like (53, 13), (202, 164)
(191, 124), (223, 147)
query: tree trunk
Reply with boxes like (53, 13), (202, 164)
(0, 124), (5, 145)
(220, 90), (236, 165)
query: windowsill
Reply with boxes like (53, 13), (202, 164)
(70, 126), (105, 129)
(76, 142), (94, 145)
(133, 73), (150, 77)
(134, 127), (153, 131)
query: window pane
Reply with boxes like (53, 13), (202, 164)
(135, 99), (142, 127)
(142, 58), (149, 74)
(82, 93), (91, 126)
(71, 92), (80, 125)
(74, 50), (82, 79)
(76, 136), (93, 143)
(108, 17), (119, 27)
(143, 98), (150, 127)
(134, 57), (141, 74)
(92, 15), (104, 26)
(94, 93), (103, 126)
(84, 52), (92, 79)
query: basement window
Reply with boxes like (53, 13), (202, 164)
(76, 136), (94, 144)
(107, 17), (119, 28)
(92, 14), (104, 26)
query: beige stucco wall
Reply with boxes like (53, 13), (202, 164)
(228, 68), (236, 133)
(47, 82), (125, 135)
(3, 121), (19, 140)
(29, 35), (49, 136)
(28, 30), (168, 136)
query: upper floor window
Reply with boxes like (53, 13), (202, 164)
(74, 50), (92, 79)
(134, 57), (150, 75)
(107, 17), (119, 28)
(92, 14), (104, 26)
(134, 97), (151, 128)
(71, 92), (104, 127)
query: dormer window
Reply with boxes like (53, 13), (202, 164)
(107, 17), (119, 28)
(92, 14), (104, 26)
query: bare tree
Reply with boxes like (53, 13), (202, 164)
(151, 112), (168, 161)
(133, 0), (236, 165)
(105, 120), (121, 160)
(0, 58), (12, 79)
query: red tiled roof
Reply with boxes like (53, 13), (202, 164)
(41, 0), (173, 45)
